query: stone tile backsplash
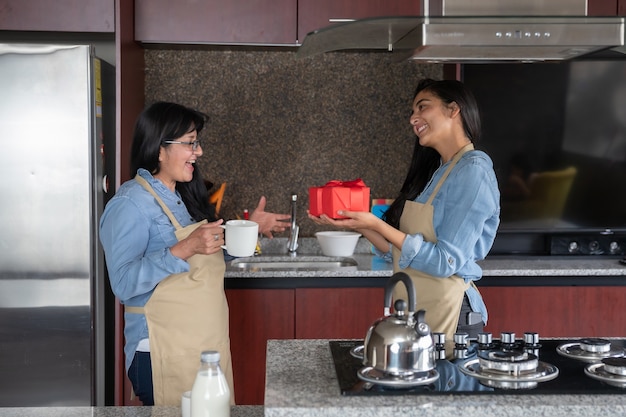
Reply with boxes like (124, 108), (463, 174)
(145, 48), (442, 236)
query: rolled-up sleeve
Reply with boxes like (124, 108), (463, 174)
(372, 241), (394, 262)
(397, 233), (425, 269)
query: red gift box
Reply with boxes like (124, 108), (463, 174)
(309, 179), (370, 219)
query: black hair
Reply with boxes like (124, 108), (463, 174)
(130, 101), (217, 222)
(383, 79), (481, 228)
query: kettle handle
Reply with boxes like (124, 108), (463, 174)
(383, 272), (416, 316)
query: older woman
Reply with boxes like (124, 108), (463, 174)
(100, 102), (289, 405)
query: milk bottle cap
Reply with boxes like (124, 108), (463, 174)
(200, 350), (220, 363)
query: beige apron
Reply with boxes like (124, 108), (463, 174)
(125, 175), (234, 405)
(392, 144), (478, 356)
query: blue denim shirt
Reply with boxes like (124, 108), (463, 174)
(99, 169), (197, 371)
(374, 150), (500, 325)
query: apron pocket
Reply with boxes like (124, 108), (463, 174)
(153, 350), (199, 405)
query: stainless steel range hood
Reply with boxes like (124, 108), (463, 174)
(297, 0), (626, 63)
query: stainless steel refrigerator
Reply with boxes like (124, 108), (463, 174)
(0, 43), (116, 406)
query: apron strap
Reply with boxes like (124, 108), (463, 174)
(125, 305), (145, 314)
(425, 143), (474, 206)
(135, 174), (183, 230)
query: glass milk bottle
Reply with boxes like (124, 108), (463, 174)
(191, 350), (230, 417)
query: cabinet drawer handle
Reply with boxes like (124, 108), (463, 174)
(328, 18), (356, 23)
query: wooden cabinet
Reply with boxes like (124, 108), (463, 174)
(114, 0), (147, 406)
(225, 286), (383, 404)
(587, 0), (626, 15)
(588, 0), (619, 15)
(135, 0), (297, 44)
(135, 0), (422, 45)
(479, 286), (626, 337)
(225, 289), (295, 405)
(297, 0), (422, 44)
(297, 285), (626, 341)
(0, 0), (114, 32)
(116, 0), (145, 184)
(295, 287), (384, 339)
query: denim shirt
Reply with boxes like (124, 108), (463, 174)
(99, 169), (198, 371)
(374, 150), (500, 325)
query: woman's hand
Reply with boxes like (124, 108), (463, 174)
(308, 210), (406, 253)
(307, 209), (379, 230)
(170, 219), (225, 260)
(249, 196), (291, 238)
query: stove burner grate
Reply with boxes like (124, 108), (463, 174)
(557, 338), (625, 363)
(585, 357), (626, 388)
(478, 349), (539, 375)
(602, 357), (626, 376)
(357, 366), (440, 388)
(460, 357), (559, 389)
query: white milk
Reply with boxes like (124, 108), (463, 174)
(190, 351), (230, 417)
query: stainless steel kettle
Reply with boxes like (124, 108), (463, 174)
(362, 272), (435, 376)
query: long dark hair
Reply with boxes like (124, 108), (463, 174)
(383, 79), (481, 228)
(130, 101), (217, 222)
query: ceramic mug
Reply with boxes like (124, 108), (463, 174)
(221, 219), (259, 257)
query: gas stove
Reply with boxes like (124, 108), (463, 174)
(329, 335), (626, 396)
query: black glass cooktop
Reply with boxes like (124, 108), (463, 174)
(330, 339), (626, 396)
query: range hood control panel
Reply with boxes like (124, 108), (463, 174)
(550, 233), (625, 256)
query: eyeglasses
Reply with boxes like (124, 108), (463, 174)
(162, 140), (202, 151)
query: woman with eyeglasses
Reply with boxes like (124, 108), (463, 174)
(99, 101), (290, 406)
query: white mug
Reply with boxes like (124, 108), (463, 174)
(220, 219), (259, 257)
(181, 390), (191, 417)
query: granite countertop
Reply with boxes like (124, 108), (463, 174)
(264, 339), (626, 417)
(225, 238), (626, 279)
(0, 406), (263, 417)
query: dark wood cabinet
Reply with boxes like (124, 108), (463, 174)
(225, 289), (295, 405)
(132, 0), (626, 46)
(135, 0), (422, 45)
(225, 286), (384, 404)
(116, 0), (145, 184)
(0, 0), (114, 32)
(295, 287), (384, 339)
(296, 285), (626, 341)
(135, 0), (297, 44)
(297, 0), (422, 43)
(114, 0), (147, 405)
(479, 286), (626, 337)
(588, 0), (619, 15)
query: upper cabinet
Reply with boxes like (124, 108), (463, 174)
(0, 0), (114, 32)
(135, 0), (297, 45)
(134, 0), (621, 45)
(587, 0), (619, 15)
(297, 0), (422, 43)
(135, 0), (421, 45)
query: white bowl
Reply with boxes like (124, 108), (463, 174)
(315, 231), (361, 257)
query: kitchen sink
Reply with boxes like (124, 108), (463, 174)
(229, 256), (358, 271)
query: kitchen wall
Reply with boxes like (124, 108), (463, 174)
(144, 49), (442, 237)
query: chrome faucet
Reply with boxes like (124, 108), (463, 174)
(287, 193), (299, 254)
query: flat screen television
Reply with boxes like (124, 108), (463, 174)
(463, 59), (626, 255)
